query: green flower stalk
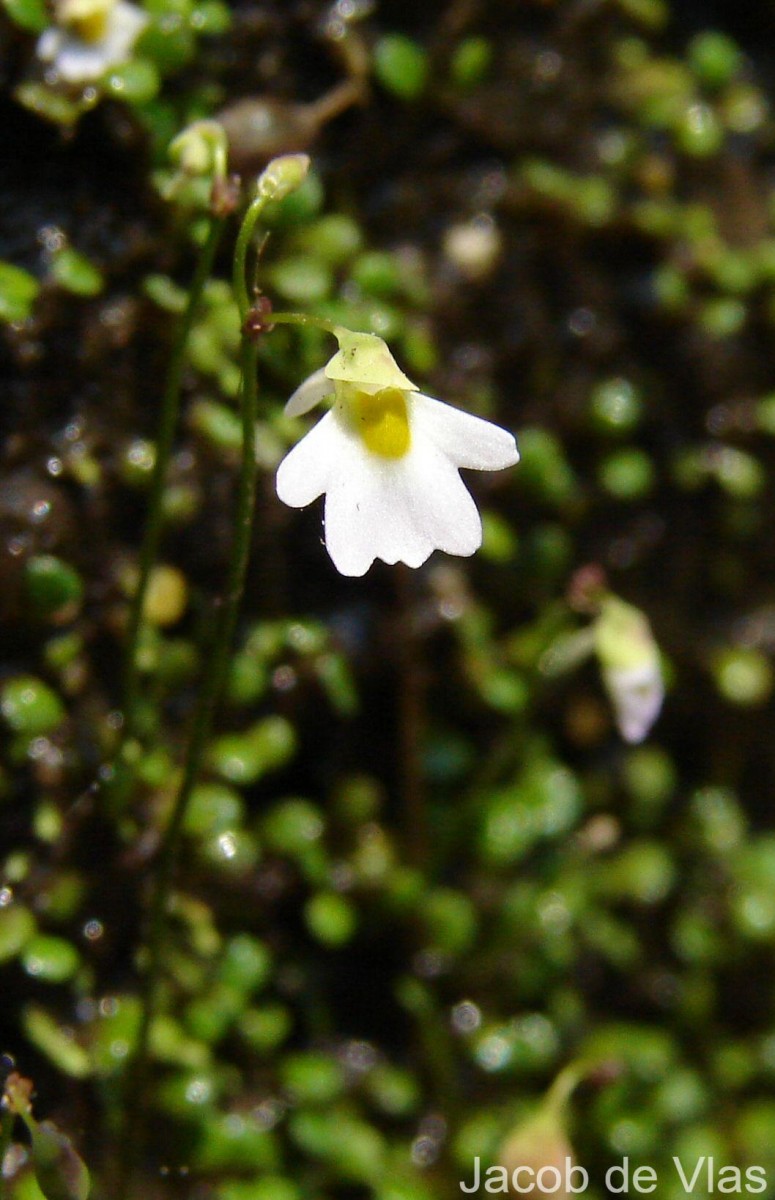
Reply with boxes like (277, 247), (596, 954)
(116, 154), (309, 1197)
(0, 1104), (13, 1200)
(118, 122), (230, 786)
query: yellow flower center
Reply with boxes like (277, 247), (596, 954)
(59, 0), (113, 42)
(353, 387), (411, 458)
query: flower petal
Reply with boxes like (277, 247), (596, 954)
(36, 27), (64, 64)
(323, 431), (482, 576)
(603, 661), (664, 743)
(323, 449), (429, 576)
(276, 411), (342, 508)
(102, 1), (149, 59)
(285, 367), (333, 417)
(39, 32), (107, 79)
(403, 437), (482, 557)
(325, 329), (418, 392)
(411, 393), (519, 471)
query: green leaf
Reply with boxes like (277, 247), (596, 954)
(143, 272), (187, 313)
(304, 892), (357, 947)
(190, 0), (231, 34)
(25, 555), (84, 618)
(22, 1006), (91, 1078)
(1, 0), (47, 32)
(103, 58), (161, 104)
(0, 260), (39, 323)
(374, 34), (428, 101)
(0, 904), (36, 963)
(50, 248), (104, 297)
(0, 676), (66, 737)
(14, 80), (97, 127)
(22, 935), (81, 984)
(450, 36), (492, 89)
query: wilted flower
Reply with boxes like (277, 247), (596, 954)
(498, 1110), (580, 1199)
(495, 1064), (588, 1199)
(595, 595), (664, 743)
(37, 0), (148, 85)
(275, 329), (518, 576)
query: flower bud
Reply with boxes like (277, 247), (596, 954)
(256, 154), (311, 202)
(169, 120), (229, 181)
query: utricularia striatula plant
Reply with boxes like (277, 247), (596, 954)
(104, 121), (522, 1194)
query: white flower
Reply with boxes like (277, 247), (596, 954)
(276, 329), (519, 576)
(594, 596), (664, 743)
(37, 0), (148, 85)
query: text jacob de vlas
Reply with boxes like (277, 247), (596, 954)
(460, 1155), (768, 1194)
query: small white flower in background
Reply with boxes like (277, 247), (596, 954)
(594, 595), (664, 743)
(276, 329), (519, 577)
(37, 0), (148, 85)
(443, 216), (502, 282)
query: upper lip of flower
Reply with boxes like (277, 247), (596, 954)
(323, 329), (418, 393)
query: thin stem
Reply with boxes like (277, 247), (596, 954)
(119, 216), (225, 757)
(545, 1057), (600, 1116)
(233, 197), (269, 321)
(117, 212), (264, 1197)
(0, 1105), (13, 1200)
(400, 979), (461, 1119)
